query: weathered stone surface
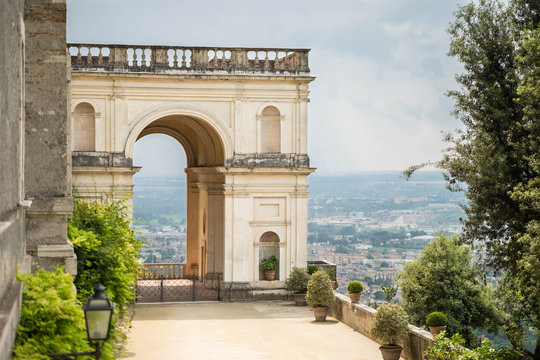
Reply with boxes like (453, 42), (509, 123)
(0, 0), (27, 358)
(227, 153), (310, 168)
(72, 152), (133, 167)
(24, 0), (75, 273)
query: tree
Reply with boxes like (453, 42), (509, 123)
(404, 0), (539, 355)
(397, 234), (498, 346)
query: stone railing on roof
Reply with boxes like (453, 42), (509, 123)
(67, 43), (310, 75)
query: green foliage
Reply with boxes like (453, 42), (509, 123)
(347, 281), (363, 293)
(306, 271), (335, 308)
(307, 265), (319, 275)
(426, 312), (448, 327)
(324, 267), (337, 281)
(68, 199), (143, 346)
(285, 267), (310, 293)
(397, 233), (498, 345)
(12, 267), (113, 359)
(405, 1), (539, 354)
(425, 332), (520, 360)
(369, 303), (409, 346)
(380, 282), (398, 303)
(260, 255), (278, 270)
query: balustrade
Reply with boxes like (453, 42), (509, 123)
(139, 263), (185, 280)
(67, 44), (310, 75)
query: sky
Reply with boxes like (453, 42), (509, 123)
(67, 0), (466, 176)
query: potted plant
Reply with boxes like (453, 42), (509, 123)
(426, 311), (448, 337)
(347, 281), (363, 303)
(307, 265), (319, 275)
(285, 267), (310, 306)
(369, 303), (409, 360)
(306, 270), (335, 321)
(260, 255), (278, 280)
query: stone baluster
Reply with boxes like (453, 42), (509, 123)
(284, 52), (290, 71)
(173, 49), (178, 68)
(76, 46), (82, 66)
(253, 51), (259, 71)
(141, 48), (147, 67)
(274, 52), (281, 72)
(264, 51), (270, 71)
(97, 47), (103, 66)
(181, 49), (187, 68)
(85, 47), (91, 66)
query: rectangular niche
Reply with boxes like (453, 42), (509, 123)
(254, 197), (286, 222)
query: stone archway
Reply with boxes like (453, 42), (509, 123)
(130, 113), (228, 279)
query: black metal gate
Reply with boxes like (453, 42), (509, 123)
(136, 273), (221, 303)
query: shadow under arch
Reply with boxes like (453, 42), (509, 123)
(124, 104), (233, 166)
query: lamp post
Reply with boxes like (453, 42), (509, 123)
(47, 284), (115, 359)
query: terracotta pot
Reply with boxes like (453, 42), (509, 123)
(293, 292), (307, 306)
(264, 269), (276, 281)
(379, 345), (403, 360)
(348, 292), (361, 303)
(312, 306), (329, 321)
(429, 325), (447, 337)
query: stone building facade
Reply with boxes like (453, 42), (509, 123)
(0, 0), (74, 358)
(69, 44), (314, 299)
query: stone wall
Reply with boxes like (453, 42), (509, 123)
(24, 0), (76, 273)
(0, 0), (28, 358)
(330, 293), (433, 360)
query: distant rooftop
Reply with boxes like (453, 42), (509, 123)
(67, 44), (311, 76)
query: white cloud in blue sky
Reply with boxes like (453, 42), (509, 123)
(68, 0), (466, 176)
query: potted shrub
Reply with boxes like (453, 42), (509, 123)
(426, 311), (448, 337)
(307, 265), (318, 275)
(369, 303), (409, 360)
(306, 270), (335, 321)
(285, 267), (310, 306)
(347, 281), (363, 303)
(260, 255), (278, 280)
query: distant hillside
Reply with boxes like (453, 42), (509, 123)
(133, 171), (466, 228)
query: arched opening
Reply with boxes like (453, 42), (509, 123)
(129, 114), (227, 280)
(133, 134), (187, 265)
(73, 102), (95, 151)
(260, 106), (281, 153)
(259, 231), (280, 280)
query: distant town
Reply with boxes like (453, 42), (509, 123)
(134, 171), (466, 305)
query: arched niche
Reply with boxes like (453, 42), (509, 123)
(73, 102), (95, 151)
(260, 106), (281, 153)
(258, 231), (280, 280)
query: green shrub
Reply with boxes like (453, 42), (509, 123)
(347, 281), (363, 293)
(325, 267), (336, 281)
(425, 332), (520, 360)
(13, 267), (113, 359)
(68, 199), (144, 345)
(307, 265), (319, 275)
(306, 270), (334, 308)
(285, 267), (310, 293)
(426, 312), (448, 327)
(369, 303), (409, 346)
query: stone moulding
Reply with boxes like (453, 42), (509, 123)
(227, 153), (310, 168)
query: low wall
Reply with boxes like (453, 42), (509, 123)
(330, 293), (433, 360)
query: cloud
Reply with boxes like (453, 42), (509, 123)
(69, 0), (468, 173)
